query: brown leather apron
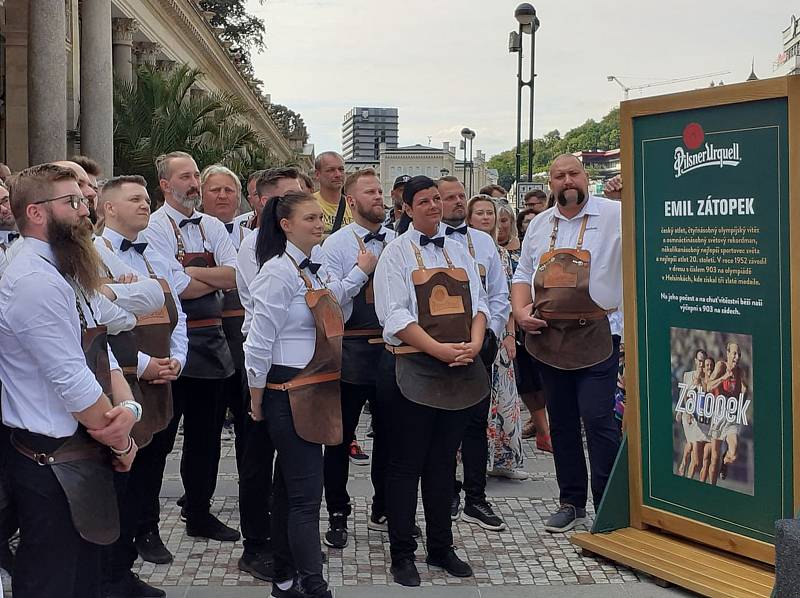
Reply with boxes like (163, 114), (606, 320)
(525, 214), (613, 370)
(266, 258), (344, 445)
(169, 216), (233, 379)
(130, 255), (179, 447)
(12, 287), (120, 545)
(341, 231), (384, 386)
(393, 243), (488, 410)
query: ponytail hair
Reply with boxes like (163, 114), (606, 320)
(255, 190), (315, 267)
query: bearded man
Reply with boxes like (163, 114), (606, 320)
(141, 151), (240, 543)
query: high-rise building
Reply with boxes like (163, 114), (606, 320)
(342, 107), (399, 161)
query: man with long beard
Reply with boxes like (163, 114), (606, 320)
(142, 151), (240, 542)
(0, 164), (140, 597)
(511, 154), (623, 533)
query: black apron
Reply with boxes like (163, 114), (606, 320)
(341, 231), (384, 386)
(12, 286), (120, 545)
(168, 216), (234, 379)
(464, 229), (499, 369)
(393, 243), (488, 410)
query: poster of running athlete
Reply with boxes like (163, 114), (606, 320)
(670, 328), (754, 496)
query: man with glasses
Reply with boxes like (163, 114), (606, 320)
(524, 189), (549, 215)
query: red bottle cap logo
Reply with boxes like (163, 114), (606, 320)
(682, 122), (705, 150)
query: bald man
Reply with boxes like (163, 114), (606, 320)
(511, 154), (623, 534)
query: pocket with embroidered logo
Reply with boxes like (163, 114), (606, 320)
(429, 285), (465, 316)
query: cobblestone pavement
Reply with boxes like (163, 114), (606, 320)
(124, 416), (693, 597)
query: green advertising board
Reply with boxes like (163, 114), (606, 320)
(634, 97), (793, 545)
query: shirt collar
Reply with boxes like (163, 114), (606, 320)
(409, 222), (443, 243)
(285, 241), (310, 265)
(551, 194), (601, 222)
(162, 202), (200, 224)
(25, 237), (56, 264)
(101, 227), (131, 251)
(351, 221), (386, 238)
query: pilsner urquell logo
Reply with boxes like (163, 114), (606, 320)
(673, 122), (741, 178)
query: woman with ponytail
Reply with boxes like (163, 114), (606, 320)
(244, 191), (372, 598)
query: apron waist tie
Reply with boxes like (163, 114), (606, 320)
(222, 309), (245, 318)
(343, 328), (382, 339)
(538, 308), (616, 321)
(11, 431), (105, 466)
(187, 317), (223, 329)
(266, 370), (340, 391)
(384, 344), (421, 355)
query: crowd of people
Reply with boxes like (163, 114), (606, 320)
(0, 149), (624, 598)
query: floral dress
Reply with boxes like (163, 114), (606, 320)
(487, 246), (525, 472)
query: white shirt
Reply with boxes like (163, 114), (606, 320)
(0, 238), (121, 437)
(374, 223), (490, 346)
(244, 241), (349, 388)
(95, 236), (165, 318)
(441, 223), (510, 338)
(142, 202), (238, 294)
(319, 221), (395, 322)
(223, 212), (255, 250)
(512, 195), (623, 336)
(0, 230), (20, 278)
(236, 228), (259, 336)
(96, 228), (189, 372)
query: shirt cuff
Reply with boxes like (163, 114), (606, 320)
(136, 352), (150, 379)
(247, 368), (266, 389)
(382, 312), (417, 343)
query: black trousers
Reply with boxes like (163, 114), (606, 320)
(225, 368), (247, 467)
(266, 366), (327, 594)
(323, 381), (388, 519)
(453, 394), (491, 506)
(379, 353), (470, 564)
(238, 408), (275, 555)
(537, 336), (622, 510)
(5, 444), (103, 598)
(139, 375), (228, 526)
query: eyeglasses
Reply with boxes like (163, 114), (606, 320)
(32, 194), (89, 210)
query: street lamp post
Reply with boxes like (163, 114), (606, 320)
(461, 127), (476, 196)
(509, 3), (540, 188)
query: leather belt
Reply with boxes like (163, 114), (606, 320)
(187, 318), (223, 329)
(222, 309), (245, 318)
(266, 371), (340, 391)
(538, 309), (613, 321)
(11, 433), (104, 466)
(384, 344), (421, 355)
(121, 366), (138, 377)
(343, 328), (382, 339)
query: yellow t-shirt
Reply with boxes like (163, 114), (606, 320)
(314, 191), (353, 238)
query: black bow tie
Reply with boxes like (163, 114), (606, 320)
(298, 258), (321, 274)
(224, 222), (235, 233)
(419, 235), (445, 248)
(179, 216), (202, 228)
(5, 232), (19, 243)
(363, 231), (386, 244)
(445, 225), (468, 236)
(120, 239), (148, 254)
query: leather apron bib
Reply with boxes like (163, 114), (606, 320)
(169, 217), (233, 379)
(341, 231), (384, 386)
(525, 214), (613, 370)
(130, 255), (179, 447)
(393, 243), (488, 410)
(266, 258), (344, 446)
(17, 289), (120, 545)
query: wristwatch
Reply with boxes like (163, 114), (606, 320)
(110, 436), (134, 457)
(120, 400), (142, 422)
(501, 330), (514, 341)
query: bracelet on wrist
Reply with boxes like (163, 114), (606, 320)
(120, 400), (142, 422)
(110, 436), (134, 457)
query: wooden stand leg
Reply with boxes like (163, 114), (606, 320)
(653, 577), (672, 588)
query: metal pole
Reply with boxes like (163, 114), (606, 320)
(526, 21), (536, 181)
(514, 23), (523, 192)
(463, 138), (468, 186)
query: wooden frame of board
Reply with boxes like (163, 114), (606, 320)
(618, 75), (800, 566)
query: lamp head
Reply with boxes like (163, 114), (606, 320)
(514, 3), (536, 26)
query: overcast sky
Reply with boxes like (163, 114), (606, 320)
(247, 0), (795, 159)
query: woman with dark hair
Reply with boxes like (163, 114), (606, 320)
(516, 207), (536, 241)
(244, 190), (371, 598)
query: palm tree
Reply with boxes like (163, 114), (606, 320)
(113, 64), (278, 193)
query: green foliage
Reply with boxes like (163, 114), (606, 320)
(199, 0), (266, 71)
(267, 103), (309, 145)
(113, 64), (279, 193)
(488, 107), (620, 186)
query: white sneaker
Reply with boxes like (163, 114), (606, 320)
(488, 467), (529, 480)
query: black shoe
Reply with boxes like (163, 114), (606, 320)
(0, 541), (14, 574)
(543, 503), (588, 533)
(450, 493), (461, 521)
(238, 550), (275, 582)
(107, 572), (166, 598)
(271, 581), (301, 598)
(323, 513), (348, 549)
(412, 523), (422, 538)
(186, 513), (241, 542)
(390, 559), (420, 587)
(426, 549), (473, 578)
(135, 530), (173, 564)
(462, 501), (506, 531)
(177, 494), (186, 507)
(179, 506), (187, 522)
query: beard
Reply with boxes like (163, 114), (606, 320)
(47, 213), (103, 293)
(355, 202), (384, 225)
(174, 187), (201, 210)
(557, 188), (587, 207)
